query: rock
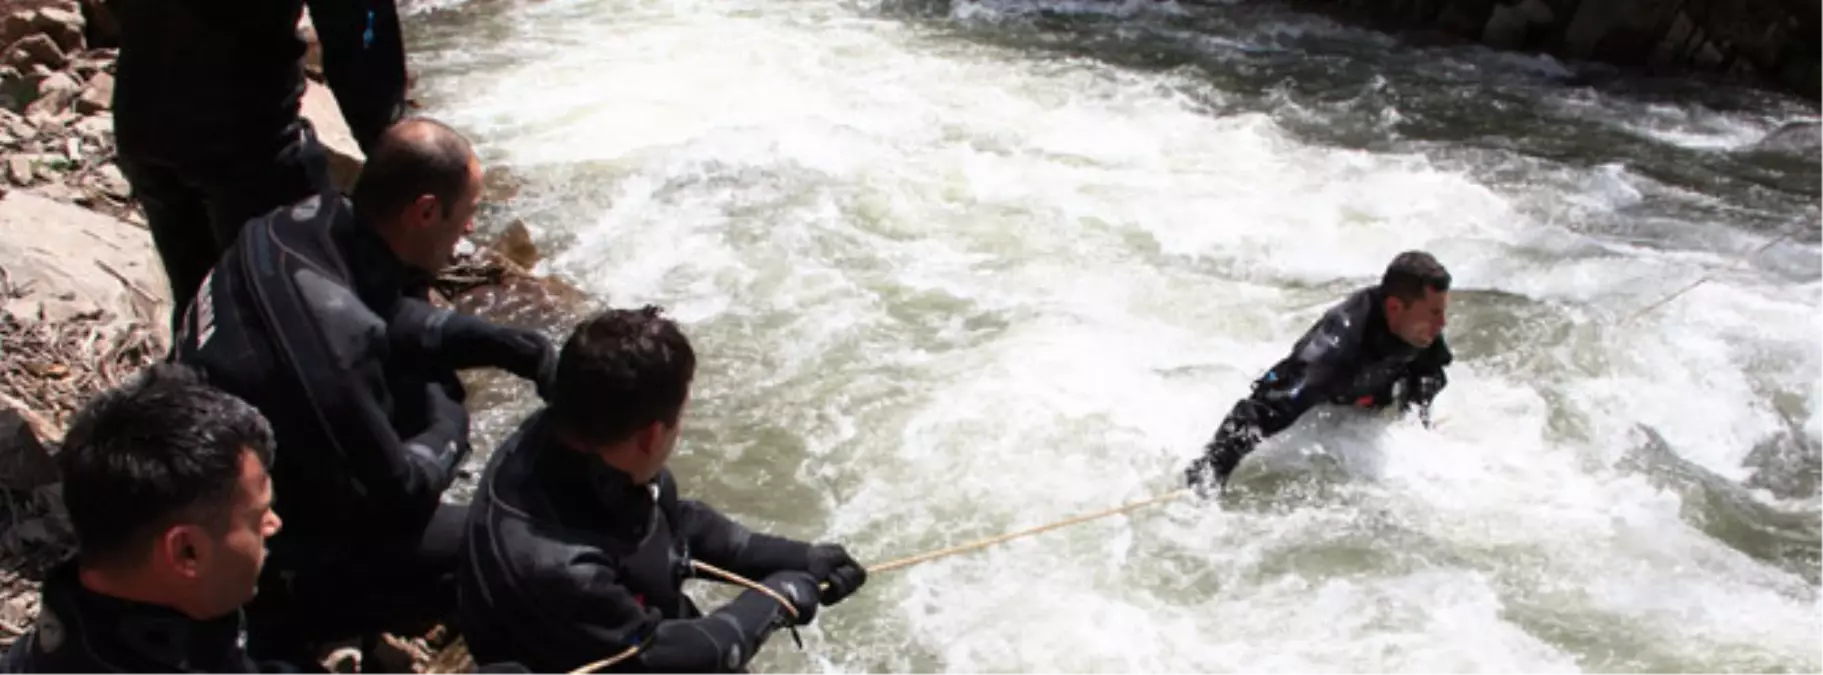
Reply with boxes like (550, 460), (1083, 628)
(1746, 120), (1821, 157)
(8, 154), (33, 184)
(496, 220), (541, 270)
(0, 10), (34, 46)
(299, 14), (323, 81)
(0, 191), (169, 325)
(25, 71), (79, 120)
(300, 79), (364, 193)
(71, 111), (107, 146)
(31, 6), (84, 54)
(4, 34), (66, 71)
(87, 161), (126, 198)
(1481, 0), (1553, 50)
(0, 392), (60, 492)
(74, 70), (107, 113)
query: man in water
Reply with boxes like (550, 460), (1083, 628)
(110, 0), (410, 333)
(2, 364), (286, 673)
(173, 117), (556, 664)
(457, 306), (869, 673)
(1185, 250), (1454, 494)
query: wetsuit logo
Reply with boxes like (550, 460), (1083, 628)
(193, 269), (217, 349)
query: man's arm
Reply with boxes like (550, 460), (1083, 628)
(670, 477), (866, 605)
(534, 560), (818, 673)
(303, 0), (408, 152)
(389, 297), (557, 397)
(1187, 308), (1364, 492)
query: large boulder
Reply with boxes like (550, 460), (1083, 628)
(300, 79), (364, 193)
(0, 190), (167, 325)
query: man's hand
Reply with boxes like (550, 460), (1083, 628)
(759, 570), (821, 626)
(806, 543), (867, 605)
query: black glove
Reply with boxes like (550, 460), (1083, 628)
(806, 543), (867, 606)
(1184, 433), (1250, 498)
(758, 570), (820, 627)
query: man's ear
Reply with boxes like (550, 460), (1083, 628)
(633, 422), (662, 458)
(413, 194), (440, 223)
(160, 525), (207, 580)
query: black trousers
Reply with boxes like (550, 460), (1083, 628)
(115, 121), (333, 335)
(243, 502), (470, 670)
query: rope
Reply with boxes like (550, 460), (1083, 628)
(1619, 223), (1808, 325)
(565, 486), (1192, 673)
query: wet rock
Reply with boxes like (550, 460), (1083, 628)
(73, 70), (107, 113)
(496, 220), (540, 270)
(4, 34), (65, 71)
(1745, 120), (1821, 158)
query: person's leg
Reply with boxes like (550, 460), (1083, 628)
(114, 153), (214, 335)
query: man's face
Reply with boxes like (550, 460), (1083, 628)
(1386, 287), (1448, 348)
(195, 450), (281, 618)
(406, 157), (484, 272)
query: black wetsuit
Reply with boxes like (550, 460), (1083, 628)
(1186, 285), (1452, 489)
(108, 0), (407, 332)
(0, 560), (269, 673)
(171, 192), (553, 663)
(457, 410), (828, 674)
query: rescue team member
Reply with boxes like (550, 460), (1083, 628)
(173, 118), (555, 665)
(109, 0), (410, 333)
(458, 306), (869, 673)
(1185, 251), (1454, 494)
(1, 364), (286, 673)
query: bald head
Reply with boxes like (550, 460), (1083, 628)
(352, 118), (485, 272)
(352, 118), (478, 225)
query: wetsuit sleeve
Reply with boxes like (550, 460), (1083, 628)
(1188, 307), (1365, 489)
(388, 297), (557, 394)
(536, 558), (795, 673)
(1399, 335), (1452, 414)
(676, 498), (813, 580)
(304, 0), (408, 152)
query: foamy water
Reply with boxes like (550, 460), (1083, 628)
(408, 0), (1822, 670)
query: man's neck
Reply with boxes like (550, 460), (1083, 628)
(555, 431), (646, 484)
(77, 564), (199, 620)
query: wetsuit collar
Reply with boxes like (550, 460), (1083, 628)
(332, 212), (437, 311)
(523, 416), (660, 536)
(34, 559), (252, 673)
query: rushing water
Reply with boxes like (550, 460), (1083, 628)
(405, 0), (1822, 670)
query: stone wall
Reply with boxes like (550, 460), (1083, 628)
(1295, 0), (1820, 101)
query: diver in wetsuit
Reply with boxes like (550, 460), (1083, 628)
(457, 306), (869, 674)
(1184, 251), (1454, 495)
(108, 0), (410, 333)
(1, 364), (286, 674)
(171, 118), (555, 666)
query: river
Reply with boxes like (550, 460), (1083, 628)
(403, 0), (1822, 670)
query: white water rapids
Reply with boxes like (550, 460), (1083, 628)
(406, 0), (1822, 670)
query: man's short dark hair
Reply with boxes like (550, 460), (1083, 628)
(1382, 250), (1451, 303)
(351, 117), (476, 223)
(57, 363), (275, 568)
(550, 306), (697, 446)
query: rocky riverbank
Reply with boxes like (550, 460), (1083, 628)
(0, 1), (586, 666)
(1282, 0), (1821, 102)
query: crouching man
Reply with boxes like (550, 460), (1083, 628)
(3, 364), (284, 673)
(457, 306), (868, 673)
